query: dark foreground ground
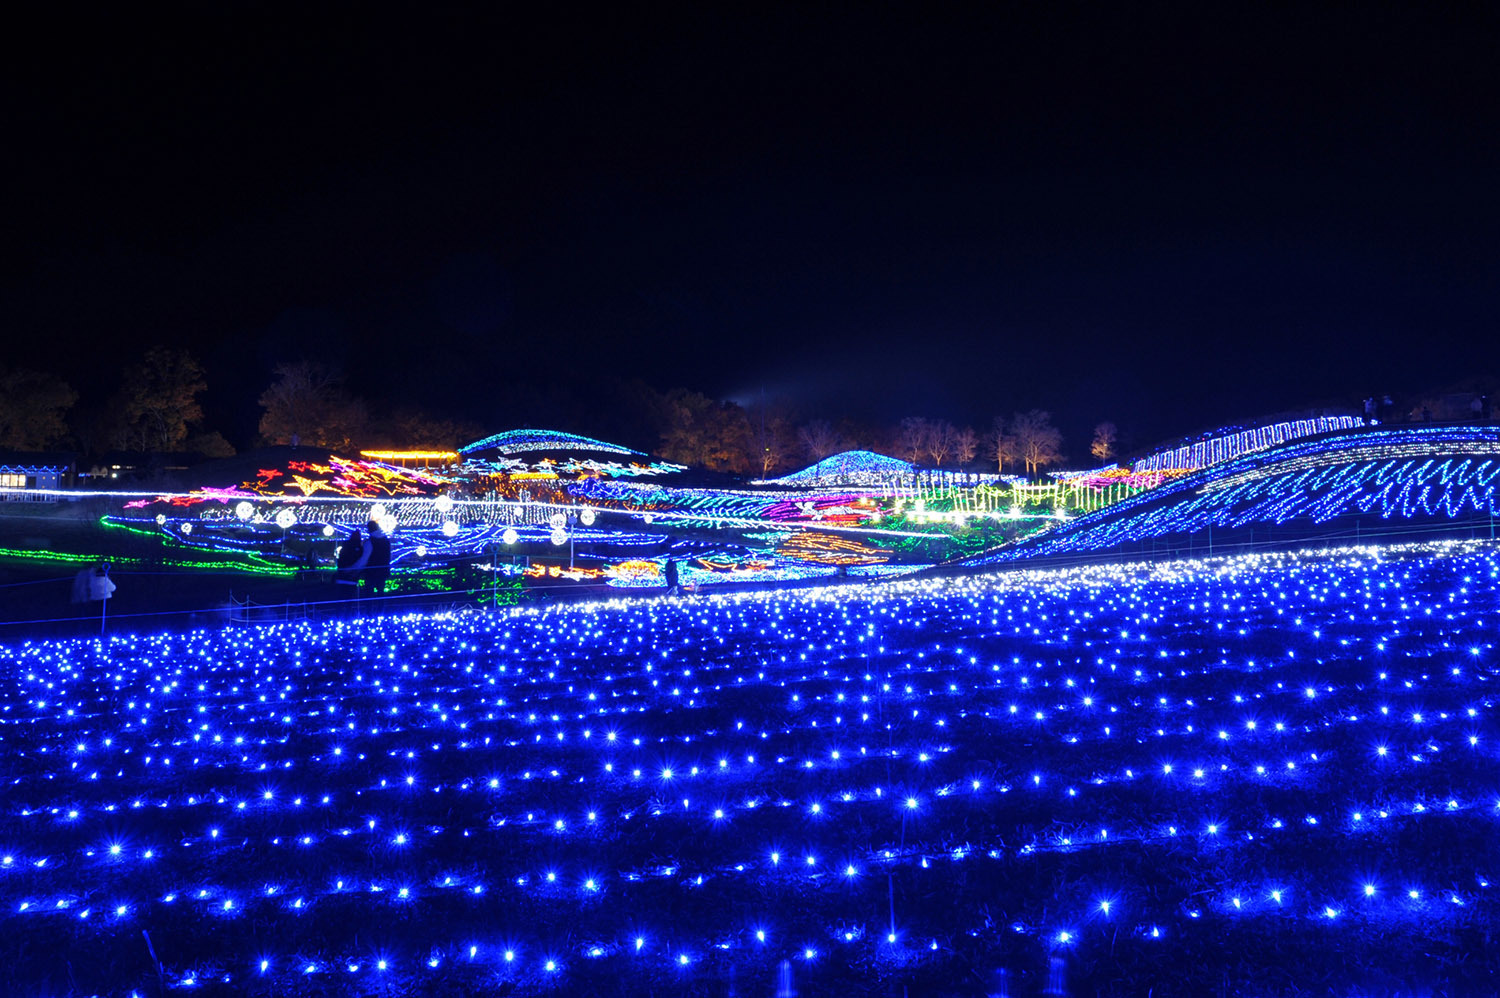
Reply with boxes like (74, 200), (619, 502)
(0, 540), (1496, 997)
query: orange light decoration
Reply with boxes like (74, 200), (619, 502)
(777, 532), (890, 566)
(607, 560), (663, 581)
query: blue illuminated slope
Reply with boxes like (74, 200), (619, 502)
(972, 424), (1500, 564)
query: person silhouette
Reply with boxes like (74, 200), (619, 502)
(364, 520), (391, 595)
(336, 528), (366, 599)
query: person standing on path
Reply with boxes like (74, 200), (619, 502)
(364, 520), (391, 595)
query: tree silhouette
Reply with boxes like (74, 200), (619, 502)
(797, 420), (844, 462)
(924, 419), (957, 466)
(0, 368), (77, 450)
(988, 417), (1019, 473)
(897, 417), (929, 464)
(1090, 421), (1118, 461)
(119, 347), (206, 452)
(955, 426), (979, 467)
(1010, 409), (1064, 475)
(258, 361), (369, 451)
(657, 389), (751, 473)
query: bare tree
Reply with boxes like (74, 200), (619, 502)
(924, 419), (957, 466)
(747, 396), (797, 477)
(1090, 421), (1118, 462)
(954, 426), (979, 467)
(988, 416), (1019, 473)
(897, 417), (929, 464)
(797, 420), (844, 461)
(1010, 409), (1064, 475)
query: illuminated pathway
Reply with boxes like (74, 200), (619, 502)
(1, 540), (1497, 995)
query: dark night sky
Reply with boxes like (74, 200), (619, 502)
(3, 5), (1497, 453)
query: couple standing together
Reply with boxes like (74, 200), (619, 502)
(336, 520), (391, 596)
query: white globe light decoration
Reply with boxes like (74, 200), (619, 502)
(502, 527), (519, 546)
(370, 503), (387, 521)
(415, 545), (427, 557)
(434, 493), (454, 514)
(155, 513), (166, 526)
(441, 521), (459, 538)
(549, 512), (566, 530)
(181, 521), (193, 535)
(550, 527), (567, 546)
(643, 512), (655, 524)
(234, 501), (253, 520)
(321, 524), (335, 537)
(579, 507), (596, 526)
(275, 509), (297, 530)
(377, 513), (398, 535)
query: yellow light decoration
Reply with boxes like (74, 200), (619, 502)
(359, 450), (459, 461)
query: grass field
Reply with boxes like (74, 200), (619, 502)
(0, 540), (1496, 996)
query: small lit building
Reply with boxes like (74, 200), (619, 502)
(0, 452), (75, 497)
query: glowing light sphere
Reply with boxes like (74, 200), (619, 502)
(370, 503), (387, 520)
(550, 527), (567, 546)
(154, 513), (166, 525)
(441, 520), (459, 538)
(274, 509), (297, 530)
(549, 512), (566, 530)
(415, 545), (428, 557)
(579, 507), (596, 526)
(321, 524), (335, 537)
(234, 501), (253, 520)
(180, 521), (193, 535)
(377, 513), (397, 535)
(434, 493), (454, 514)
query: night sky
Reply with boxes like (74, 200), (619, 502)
(3, 6), (1497, 453)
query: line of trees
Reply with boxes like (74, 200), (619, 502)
(0, 350), (1126, 478)
(1, 348), (234, 458)
(0, 350), (477, 460)
(646, 397), (1116, 478)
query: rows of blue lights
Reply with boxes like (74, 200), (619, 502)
(979, 425), (1500, 563)
(1, 538), (1496, 994)
(758, 449), (916, 487)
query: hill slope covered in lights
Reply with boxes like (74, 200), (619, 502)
(971, 423), (1500, 565)
(1, 540), (1498, 995)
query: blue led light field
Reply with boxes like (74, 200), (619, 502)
(1, 540), (1497, 995)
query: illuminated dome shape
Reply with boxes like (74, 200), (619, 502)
(763, 450), (915, 487)
(459, 428), (642, 457)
